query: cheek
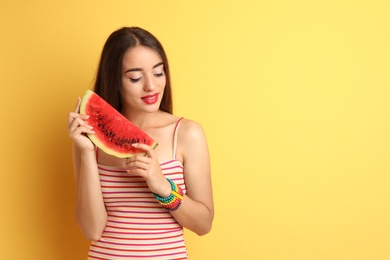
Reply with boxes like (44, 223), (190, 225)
(159, 77), (167, 89)
(159, 81), (166, 96)
(121, 85), (140, 103)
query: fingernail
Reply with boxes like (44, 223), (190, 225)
(132, 143), (138, 147)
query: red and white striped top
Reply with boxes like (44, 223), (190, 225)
(88, 118), (188, 259)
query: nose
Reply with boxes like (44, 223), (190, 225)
(143, 75), (156, 92)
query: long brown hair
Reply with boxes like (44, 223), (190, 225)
(94, 27), (173, 114)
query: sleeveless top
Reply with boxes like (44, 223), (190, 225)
(88, 118), (188, 260)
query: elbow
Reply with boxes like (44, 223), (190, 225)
(84, 230), (103, 242)
(77, 219), (105, 241)
(75, 211), (106, 241)
(195, 223), (212, 236)
(194, 214), (214, 236)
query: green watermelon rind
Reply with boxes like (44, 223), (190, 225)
(79, 89), (158, 158)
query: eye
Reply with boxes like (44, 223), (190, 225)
(154, 72), (164, 77)
(130, 77), (141, 83)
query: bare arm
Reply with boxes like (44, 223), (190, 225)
(73, 146), (107, 241)
(123, 119), (214, 236)
(68, 98), (107, 241)
(171, 120), (214, 235)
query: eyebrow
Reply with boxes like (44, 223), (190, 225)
(124, 62), (164, 73)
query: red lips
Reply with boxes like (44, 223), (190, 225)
(141, 93), (159, 105)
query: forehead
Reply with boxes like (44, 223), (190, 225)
(122, 45), (162, 68)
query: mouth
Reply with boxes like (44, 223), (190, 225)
(141, 93), (159, 104)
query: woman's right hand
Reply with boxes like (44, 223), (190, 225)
(68, 97), (95, 153)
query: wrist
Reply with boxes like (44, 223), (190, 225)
(80, 149), (96, 160)
(153, 178), (172, 198)
(153, 178), (184, 211)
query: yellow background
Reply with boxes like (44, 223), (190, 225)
(1, 1), (389, 259)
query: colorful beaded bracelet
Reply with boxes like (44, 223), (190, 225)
(153, 178), (183, 211)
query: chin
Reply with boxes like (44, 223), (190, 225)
(143, 105), (161, 113)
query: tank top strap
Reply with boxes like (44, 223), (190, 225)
(173, 117), (184, 159)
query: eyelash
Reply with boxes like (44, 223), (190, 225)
(130, 77), (141, 83)
(129, 72), (164, 83)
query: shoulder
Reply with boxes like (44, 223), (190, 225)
(177, 118), (208, 157)
(178, 118), (206, 141)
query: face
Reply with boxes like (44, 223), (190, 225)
(121, 45), (166, 114)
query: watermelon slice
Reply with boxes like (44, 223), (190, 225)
(79, 89), (158, 158)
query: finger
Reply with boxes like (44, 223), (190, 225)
(68, 112), (88, 125)
(74, 97), (81, 113)
(69, 126), (95, 143)
(68, 97), (81, 124)
(69, 112), (89, 121)
(68, 116), (86, 131)
(68, 97), (85, 124)
(132, 143), (156, 159)
(126, 167), (147, 176)
(68, 117), (94, 134)
(69, 123), (94, 136)
(124, 156), (149, 169)
(69, 127), (95, 140)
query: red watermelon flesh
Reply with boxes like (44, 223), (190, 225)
(79, 89), (158, 158)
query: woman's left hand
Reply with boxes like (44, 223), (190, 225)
(123, 143), (171, 197)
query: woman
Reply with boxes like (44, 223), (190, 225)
(68, 27), (214, 259)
